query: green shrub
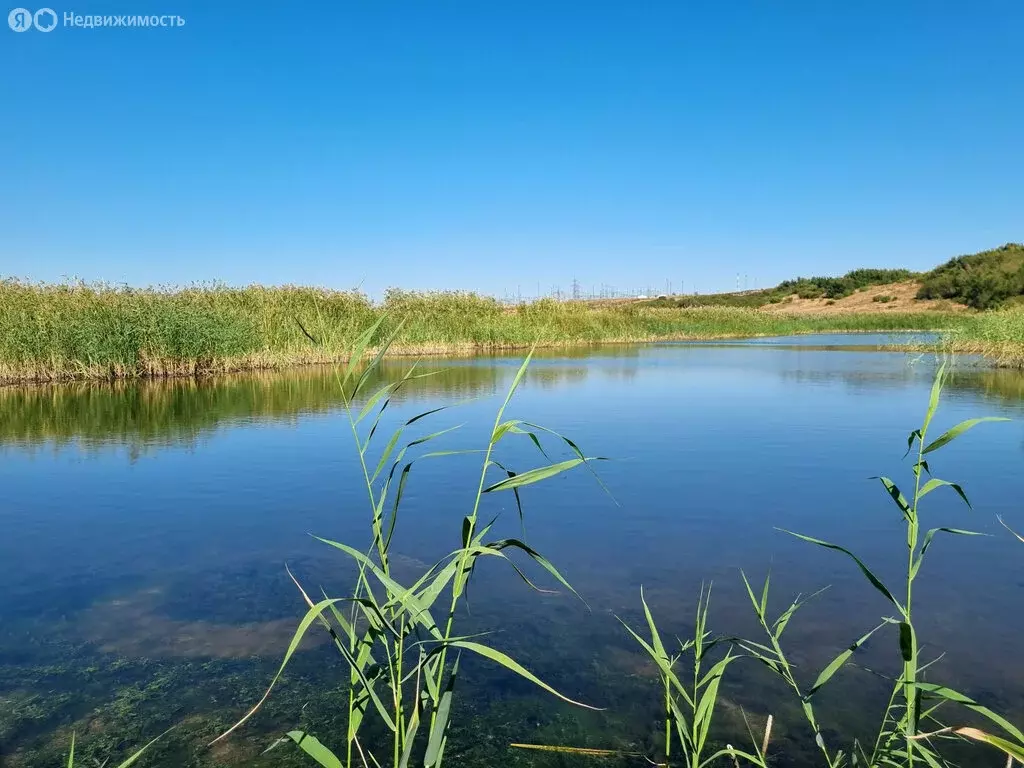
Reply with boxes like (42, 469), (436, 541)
(777, 268), (915, 301)
(917, 243), (1024, 309)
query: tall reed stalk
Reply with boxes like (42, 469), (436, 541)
(736, 363), (1024, 767)
(211, 318), (604, 767)
(534, 362), (1024, 768)
(618, 585), (770, 768)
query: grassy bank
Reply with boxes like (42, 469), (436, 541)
(0, 280), (969, 384)
(945, 309), (1024, 367)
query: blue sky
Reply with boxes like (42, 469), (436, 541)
(2, 2), (1022, 298)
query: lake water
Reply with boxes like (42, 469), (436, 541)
(2, 335), (1023, 767)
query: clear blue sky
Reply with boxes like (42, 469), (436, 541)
(2, 2), (1022, 298)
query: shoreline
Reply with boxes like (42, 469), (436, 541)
(0, 327), (977, 388)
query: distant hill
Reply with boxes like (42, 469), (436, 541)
(773, 268), (917, 301)
(645, 243), (1023, 311)
(916, 243), (1024, 309)
(647, 268), (921, 309)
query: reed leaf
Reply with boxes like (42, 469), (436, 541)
(877, 476), (913, 523)
(778, 529), (905, 616)
(481, 458), (589, 492)
(917, 478), (972, 507)
(913, 528), (986, 578)
(211, 597), (350, 744)
(943, 727), (1024, 763)
(484, 538), (588, 607)
(922, 417), (1009, 455)
(808, 621), (887, 696)
(424, 654), (459, 767)
(283, 731), (344, 768)
(914, 683), (1024, 744)
(998, 516), (1024, 544)
(445, 640), (600, 710)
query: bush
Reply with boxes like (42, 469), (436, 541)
(777, 268), (915, 301)
(917, 243), (1024, 309)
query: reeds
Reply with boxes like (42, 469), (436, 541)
(618, 585), (771, 768)
(944, 309), (1024, 368)
(540, 362), (1024, 767)
(734, 365), (1024, 767)
(212, 318), (606, 767)
(0, 278), (968, 383)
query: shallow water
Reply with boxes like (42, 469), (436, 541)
(1, 336), (1022, 766)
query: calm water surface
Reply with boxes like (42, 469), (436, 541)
(1, 336), (1022, 767)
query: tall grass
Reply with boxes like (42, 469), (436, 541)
(945, 309), (1024, 367)
(0, 278), (968, 383)
(0, 280), (374, 382)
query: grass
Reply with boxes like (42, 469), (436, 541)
(0, 279), (971, 384)
(943, 309), (1024, 368)
(0, 280), (374, 383)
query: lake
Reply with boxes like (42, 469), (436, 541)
(2, 335), (1023, 767)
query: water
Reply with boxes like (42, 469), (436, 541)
(1, 337), (1023, 766)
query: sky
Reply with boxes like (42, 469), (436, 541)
(2, 2), (1022, 299)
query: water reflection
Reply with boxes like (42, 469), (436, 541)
(0, 343), (1020, 455)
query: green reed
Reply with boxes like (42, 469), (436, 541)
(538, 362), (1024, 768)
(211, 317), (605, 767)
(0, 277), (969, 383)
(944, 309), (1024, 368)
(617, 585), (770, 768)
(733, 363), (1024, 768)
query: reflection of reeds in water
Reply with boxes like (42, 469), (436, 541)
(5, 346), (1021, 455)
(0, 351), (658, 452)
(0, 363), (501, 453)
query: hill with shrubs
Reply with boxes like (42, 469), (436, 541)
(646, 244), (1024, 311)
